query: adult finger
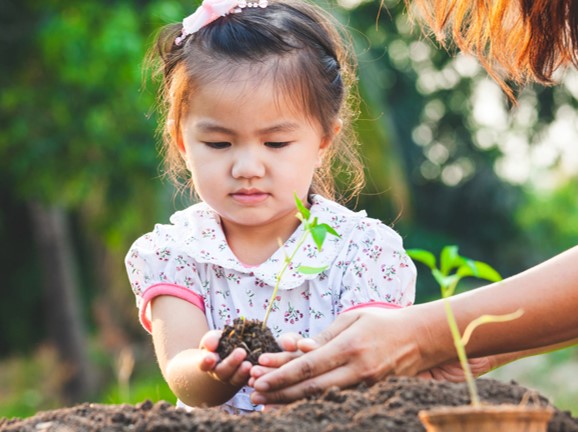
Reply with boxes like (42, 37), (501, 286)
(251, 363), (362, 405)
(277, 332), (303, 352)
(257, 349), (302, 369)
(248, 365), (277, 387)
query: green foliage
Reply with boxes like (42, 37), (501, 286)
(516, 179), (578, 262)
(101, 365), (173, 406)
(0, 345), (66, 419)
(0, 0), (186, 245)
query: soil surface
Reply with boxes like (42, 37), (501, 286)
(217, 318), (281, 365)
(1, 377), (577, 431)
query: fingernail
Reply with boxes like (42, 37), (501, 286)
(254, 381), (269, 392)
(251, 394), (266, 404)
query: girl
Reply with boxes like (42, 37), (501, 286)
(125, 0), (416, 414)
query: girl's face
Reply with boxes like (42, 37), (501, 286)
(178, 77), (335, 235)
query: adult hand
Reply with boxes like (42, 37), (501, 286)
(418, 357), (495, 381)
(250, 307), (429, 405)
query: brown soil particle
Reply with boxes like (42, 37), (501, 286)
(1, 377), (577, 431)
(216, 317), (282, 365)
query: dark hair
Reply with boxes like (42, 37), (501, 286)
(150, 0), (364, 202)
(407, 0), (578, 98)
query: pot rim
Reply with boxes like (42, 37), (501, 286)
(419, 404), (554, 420)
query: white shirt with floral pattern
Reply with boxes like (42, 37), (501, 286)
(125, 194), (416, 413)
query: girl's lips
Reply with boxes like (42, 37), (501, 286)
(231, 191), (269, 204)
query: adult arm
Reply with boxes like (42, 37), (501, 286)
(422, 338), (578, 381)
(251, 246), (578, 404)
(151, 295), (251, 407)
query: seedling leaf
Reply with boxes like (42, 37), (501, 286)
(406, 249), (436, 270)
(469, 260), (502, 283)
(294, 193), (310, 220)
(310, 223), (340, 251)
(297, 265), (328, 274)
(456, 261), (478, 278)
(319, 223), (340, 238)
(440, 245), (461, 275)
(310, 225), (327, 251)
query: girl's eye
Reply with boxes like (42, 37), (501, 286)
(204, 142), (231, 149)
(265, 141), (290, 149)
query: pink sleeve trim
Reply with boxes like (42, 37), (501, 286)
(340, 301), (412, 314)
(139, 283), (205, 333)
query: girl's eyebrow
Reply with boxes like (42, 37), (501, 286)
(196, 121), (235, 135)
(195, 121), (300, 135)
(258, 122), (300, 134)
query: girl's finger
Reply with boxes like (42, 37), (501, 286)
(228, 360), (252, 387)
(198, 351), (220, 372)
(213, 347), (247, 381)
(199, 330), (223, 351)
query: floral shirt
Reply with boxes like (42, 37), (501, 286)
(125, 194), (416, 413)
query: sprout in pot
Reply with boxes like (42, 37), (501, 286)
(407, 246), (553, 432)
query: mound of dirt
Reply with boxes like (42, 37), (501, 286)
(1, 377), (577, 431)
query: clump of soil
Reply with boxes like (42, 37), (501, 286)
(216, 317), (282, 365)
(2, 377), (577, 431)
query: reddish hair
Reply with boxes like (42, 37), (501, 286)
(406, 0), (578, 97)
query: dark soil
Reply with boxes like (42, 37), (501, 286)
(216, 317), (281, 365)
(2, 377), (577, 431)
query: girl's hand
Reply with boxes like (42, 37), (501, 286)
(248, 333), (304, 388)
(198, 330), (253, 388)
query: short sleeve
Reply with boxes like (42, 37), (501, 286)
(336, 220), (416, 313)
(125, 225), (205, 333)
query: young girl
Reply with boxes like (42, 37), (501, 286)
(125, 0), (416, 414)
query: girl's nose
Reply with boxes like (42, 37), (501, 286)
(231, 147), (266, 179)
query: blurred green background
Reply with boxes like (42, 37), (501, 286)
(1, 0), (577, 419)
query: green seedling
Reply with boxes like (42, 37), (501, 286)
(407, 245), (523, 407)
(262, 193), (340, 328)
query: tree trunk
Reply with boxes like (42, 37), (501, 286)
(28, 201), (94, 403)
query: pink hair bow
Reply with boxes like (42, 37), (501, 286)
(175, 0), (268, 45)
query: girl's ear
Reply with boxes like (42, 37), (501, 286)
(321, 118), (342, 149)
(168, 119), (186, 153)
(332, 119), (343, 139)
(319, 118), (342, 150)
(317, 119), (342, 167)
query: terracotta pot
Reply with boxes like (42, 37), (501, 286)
(419, 404), (553, 432)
